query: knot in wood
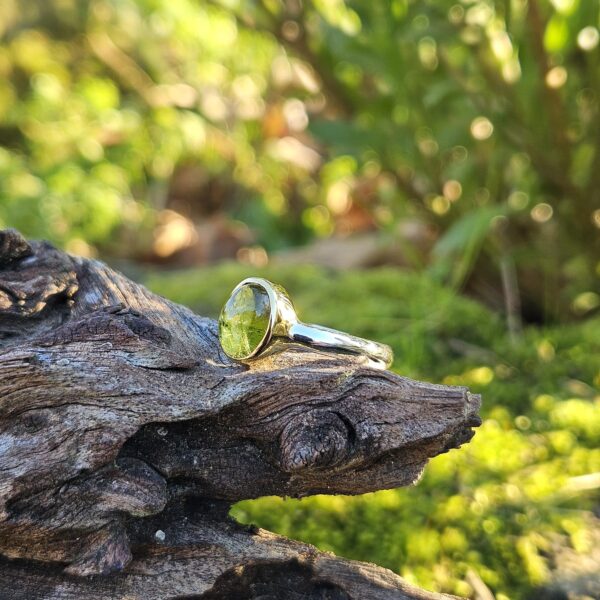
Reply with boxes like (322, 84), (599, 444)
(279, 410), (353, 473)
(0, 229), (32, 266)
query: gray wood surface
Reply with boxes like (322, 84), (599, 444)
(0, 229), (481, 599)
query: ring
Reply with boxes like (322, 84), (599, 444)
(218, 277), (393, 369)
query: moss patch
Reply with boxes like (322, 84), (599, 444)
(146, 264), (600, 600)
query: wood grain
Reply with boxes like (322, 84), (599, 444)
(0, 229), (481, 598)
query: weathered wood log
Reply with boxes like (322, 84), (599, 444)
(0, 229), (481, 599)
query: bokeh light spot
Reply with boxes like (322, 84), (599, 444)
(577, 26), (599, 51)
(545, 66), (567, 89)
(443, 180), (462, 202)
(470, 117), (494, 140)
(530, 203), (553, 223)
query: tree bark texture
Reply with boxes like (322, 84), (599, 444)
(0, 229), (481, 599)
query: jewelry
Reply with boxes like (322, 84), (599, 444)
(218, 277), (393, 369)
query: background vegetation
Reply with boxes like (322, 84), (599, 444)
(1, 0), (599, 321)
(1, 0), (599, 598)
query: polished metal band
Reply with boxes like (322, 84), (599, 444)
(287, 322), (393, 369)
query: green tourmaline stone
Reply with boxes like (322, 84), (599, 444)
(219, 284), (271, 359)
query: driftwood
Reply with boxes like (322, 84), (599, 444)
(0, 229), (481, 599)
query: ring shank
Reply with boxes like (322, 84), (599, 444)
(287, 322), (393, 369)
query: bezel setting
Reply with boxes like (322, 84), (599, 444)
(219, 278), (285, 360)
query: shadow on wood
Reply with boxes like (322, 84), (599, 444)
(0, 229), (481, 599)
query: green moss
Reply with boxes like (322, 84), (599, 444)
(145, 264), (600, 600)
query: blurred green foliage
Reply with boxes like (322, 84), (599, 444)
(1, 0), (599, 320)
(147, 264), (600, 599)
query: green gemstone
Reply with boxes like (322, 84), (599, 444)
(219, 284), (271, 359)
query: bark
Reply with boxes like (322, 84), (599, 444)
(0, 229), (481, 599)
